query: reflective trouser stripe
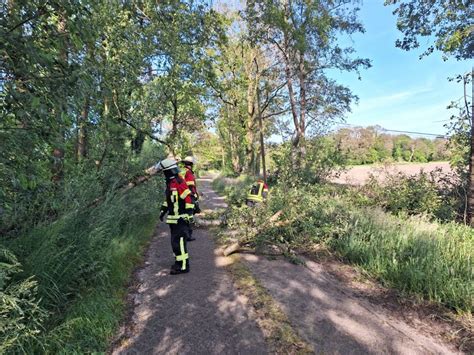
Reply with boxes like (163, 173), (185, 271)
(178, 237), (187, 270)
(172, 191), (179, 216)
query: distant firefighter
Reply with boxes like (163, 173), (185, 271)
(180, 156), (200, 241)
(246, 179), (269, 207)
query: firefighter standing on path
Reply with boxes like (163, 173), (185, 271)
(156, 158), (194, 275)
(181, 156), (201, 241)
(246, 178), (269, 207)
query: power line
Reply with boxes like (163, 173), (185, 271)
(380, 128), (449, 138)
(333, 122), (450, 138)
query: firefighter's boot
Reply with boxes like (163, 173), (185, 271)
(170, 261), (190, 275)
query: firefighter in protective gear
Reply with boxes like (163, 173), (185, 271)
(246, 179), (269, 207)
(181, 156), (200, 241)
(156, 158), (194, 275)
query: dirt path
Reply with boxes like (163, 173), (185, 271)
(112, 177), (267, 354)
(241, 254), (460, 354)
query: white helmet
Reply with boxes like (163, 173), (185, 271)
(156, 158), (178, 171)
(182, 156), (196, 165)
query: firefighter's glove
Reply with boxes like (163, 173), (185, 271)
(184, 214), (195, 225)
(159, 211), (166, 222)
(194, 201), (201, 214)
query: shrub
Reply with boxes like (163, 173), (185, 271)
(220, 182), (473, 313)
(356, 169), (461, 221)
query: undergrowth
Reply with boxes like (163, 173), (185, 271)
(214, 175), (473, 314)
(1, 141), (164, 353)
(1, 182), (161, 353)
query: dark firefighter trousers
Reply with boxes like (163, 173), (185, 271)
(170, 219), (190, 271)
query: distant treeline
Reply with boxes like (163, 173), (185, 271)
(332, 126), (449, 165)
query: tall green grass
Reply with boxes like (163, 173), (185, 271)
(1, 182), (161, 353)
(331, 208), (473, 312)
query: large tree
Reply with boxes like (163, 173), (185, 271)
(246, 0), (370, 162)
(0, 0), (224, 231)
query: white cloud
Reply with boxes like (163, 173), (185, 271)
(356, 86), (434, 112)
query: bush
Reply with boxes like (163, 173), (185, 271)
(212, 175), (254, 206)
(270, 137), (345, 185)
(220, 182), (473, 313)
(356, 169), (461, 221)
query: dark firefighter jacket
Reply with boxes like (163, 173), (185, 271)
(161, 176), (195, 224)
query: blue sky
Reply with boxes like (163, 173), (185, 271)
(330, 0), (470, 136)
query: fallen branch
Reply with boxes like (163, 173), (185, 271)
(89, 164), (160, 207)
(223, 210), (284, 256)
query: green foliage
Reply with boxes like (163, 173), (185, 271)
(270, 137), (345, 185)
(220, 182), (473, 313)
(361, 171), (444, 217)
(0, 248), (47, 353)
(385, 0), (473, 60)
(334, 127), (450, 165)
(212, 175), (254, 206)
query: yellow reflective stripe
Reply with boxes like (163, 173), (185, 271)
(185, 203), (195, 209)
(162, 201), (168, 207)
(167, 214), (189, 219)
(258, 183), (264, 197)
(166, 219), (178, 224)
(179, 237), (186, 270)
(186, 181), (195, 186)
(172, 191), (179, 216)
(247, 195), (263, 202)
(176, 253), (189, 261)
(180, 189), (191, 199)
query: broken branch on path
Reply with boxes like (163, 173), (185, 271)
(222, 210), (286, 257)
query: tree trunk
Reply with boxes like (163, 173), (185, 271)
(281, 4), (301, 155)
(297, 53), (307, 161)
(51, 8), (68, 183)
(256, 86), (267, 182)
(467, 68), (474, 225)
(245, 53), (258, 174)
